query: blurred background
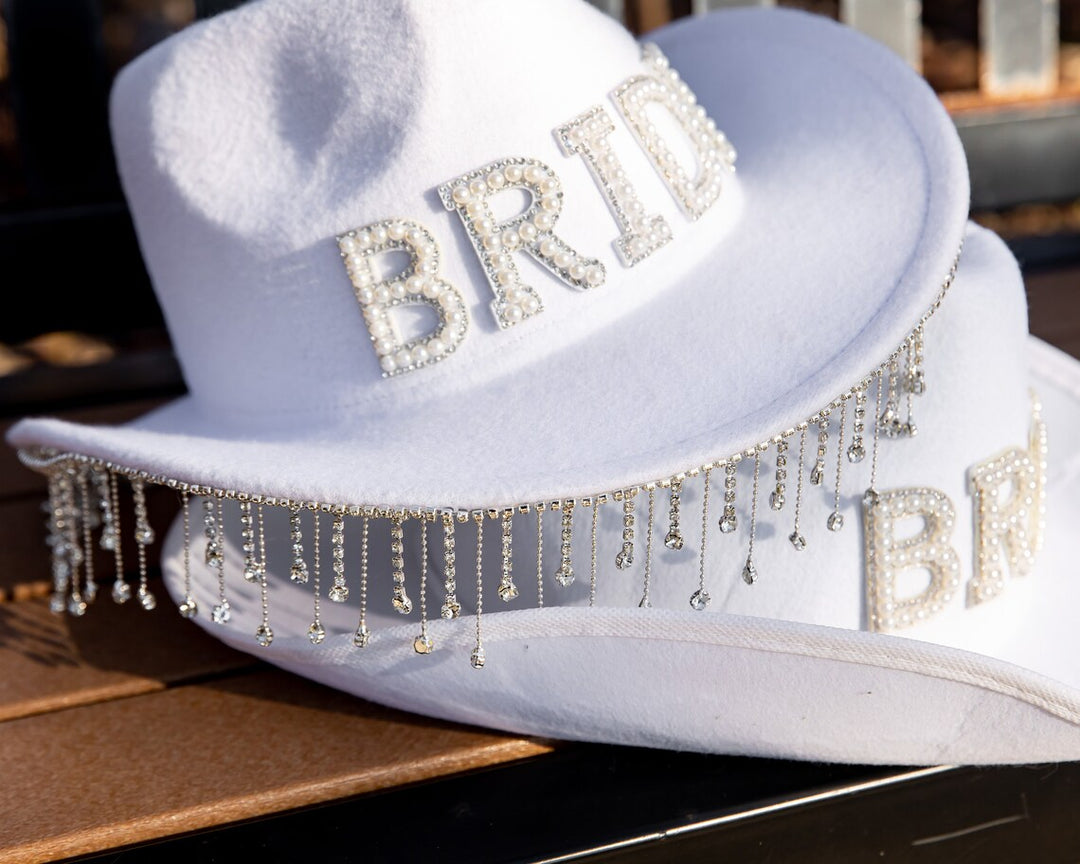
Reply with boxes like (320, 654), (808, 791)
(0, 0), (1078, 596)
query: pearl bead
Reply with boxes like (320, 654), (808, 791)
(391, 282), (407, 299)
(388, 222), (406, 240)
(483, 235), (502, 251)
(469, 179), (487, 195)
(375, 337), (394, 355)
(374, 286), (391, 303)
(412, 345), (429, 364)
(501, 229), (520, 249)
(429, 338), (445, 356)
(570, 262), (586, 280)
(356, 287), (374, 305)
(372, 225), (388, 244)
(518, 222), (537, 242)
(356, 231), (373, 250)
(539, 238), (557, 258)
(380, 355), (398, 373)
(452, 185), (471, 204)
(523, 295), (540, 314)
(554, 251), (572, 269)
(504, 304), (524, 322)
(539, 178), (558, 194)
(475, 218), (494, 237)
(423, 279), (441, 299)
(487, 171), (505, 188)
(540, 195), (559, 212)
(395, 348), (412, 367)
(339, 236), (357, 253)
(495, 269), (513, 285)
(505, 165), (523, 182)
(585, 266), (604, 287)
(524, 165), (543, 184)
(406, 275), (424, 293)
(534, 213), (553, 231)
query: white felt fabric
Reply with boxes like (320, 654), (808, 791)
(158, 335), (1080, 765)
(156, 223), (1080, 764)
(7, 1), (969, 511)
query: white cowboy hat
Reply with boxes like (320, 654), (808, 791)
(11, 0), (1075, 764)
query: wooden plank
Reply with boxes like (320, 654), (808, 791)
(1025, 264), (1080, 358)
(0, 667), (554, 864)
(0, 595), (253, 722)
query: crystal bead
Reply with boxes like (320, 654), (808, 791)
(639, 596), (652, 608)
(83, 581), (98, 604)
(99, 529), (117, 551)
(470, 647), (486, 669)
(413, 635), (434, 654)
(847, 443), (866, 463)
(138, 587), (157, 611)
(49, 592), (67, 615)
(904, 421), (918, 438)
(497, 581), (519, 602)
(862, 489), (881, 508)
(135, 524), (155, 546)
(769, 489), (784, 511)
(67, 596), (88, 617)
(719, 514), (737, 534)
(290, 559), (310, 583)
(742, 559), (757, 585)
(789, 532), (807, 551)
(555, 563), (575, 587)
(441, 600), (461, 619)
(907, 368), (925, 395)
(179, 598), (199, 619)
(204, 542), (221, 567)
(255, 624), (274, 647)
(211, 601), (231, 624)
(243, 563), (262, 583)
(328, 584), (349, 603)
(353, 626), (370, 648)
(615, 549), (633, 570)
(827, 512), (844, 532)
(308, 622), (326, 644)
(809, 465), (825, 486)
(392, 594), (413, 615)
(663, 529), (684, 551)
(689, 589), (711, 611)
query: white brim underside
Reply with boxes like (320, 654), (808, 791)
(7, 8), (968, 511)
(161, 338), (1080, 766)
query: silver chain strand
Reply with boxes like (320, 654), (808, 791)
(810, 412), (830, 486)
(535, 508), (544, 609)
(442, 513), (461, 619)
(664, 479), (684, 550)
(77, 469), (97, 607)
(589, 500), (599, 606)
(471, 513), (485, 669)
(498, 511), (518, 603)
(691, 467), (712, 611)
(211, 494), (230, 624)
(616, 491), (634, 570)
(290, 505), (309, 584)
(848, 385), (868, 464)
(555, 504), (574, 586)
(132, 480), (156, 611)
(109, 472), (130, 604)
(865, 370), (887, 509)
(415, 517), (433, 654)
(353, 516), (370, 647)
(719, 461), (737, 534)
(310, 510), (325, 644)
(255, 504), (273, 647)
(179, 491), (197, 618)
(640, 487), (655, 608)
(742, 451), (761, 585)
(330, 511), (349, 603)
(828, 399), (847, 532)
(790, 427), (807, 551)
(770, 438), (788, 511)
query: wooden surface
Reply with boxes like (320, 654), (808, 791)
(0, 595), (554, 864)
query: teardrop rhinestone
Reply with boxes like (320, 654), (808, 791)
(846, 443), (866, 463)
(111, 580), (132, 604)
(137, 587), (157, 611)
(470, 647), (486, 669)
(827, 512), (844, 532)
(497, 581), (519, 602)
(211, 601), (231, 624)
(663, 529), (684, 551)
(789, 532), (807, 551)
(353, 626), (370, 648)
(392, 594), (413, 615)
(441, 599), (461, 619)
(741, 559), (757, 585)
(809, 465), (825, 486)
(769, 489), (784, 511)
(689, 588), (711, 611)
(290, 559), (310, 583)
(308, 622), (326, 644)
(555, 563), (575, 587)
(328, 585), (349, 603)
(719, 514), (737, 534)
(179, 598), (199, 619)
(255, 624), (274, 647)
(413, 635), (434, 655)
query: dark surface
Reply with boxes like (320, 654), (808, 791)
(65, 745), (1080, 863)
